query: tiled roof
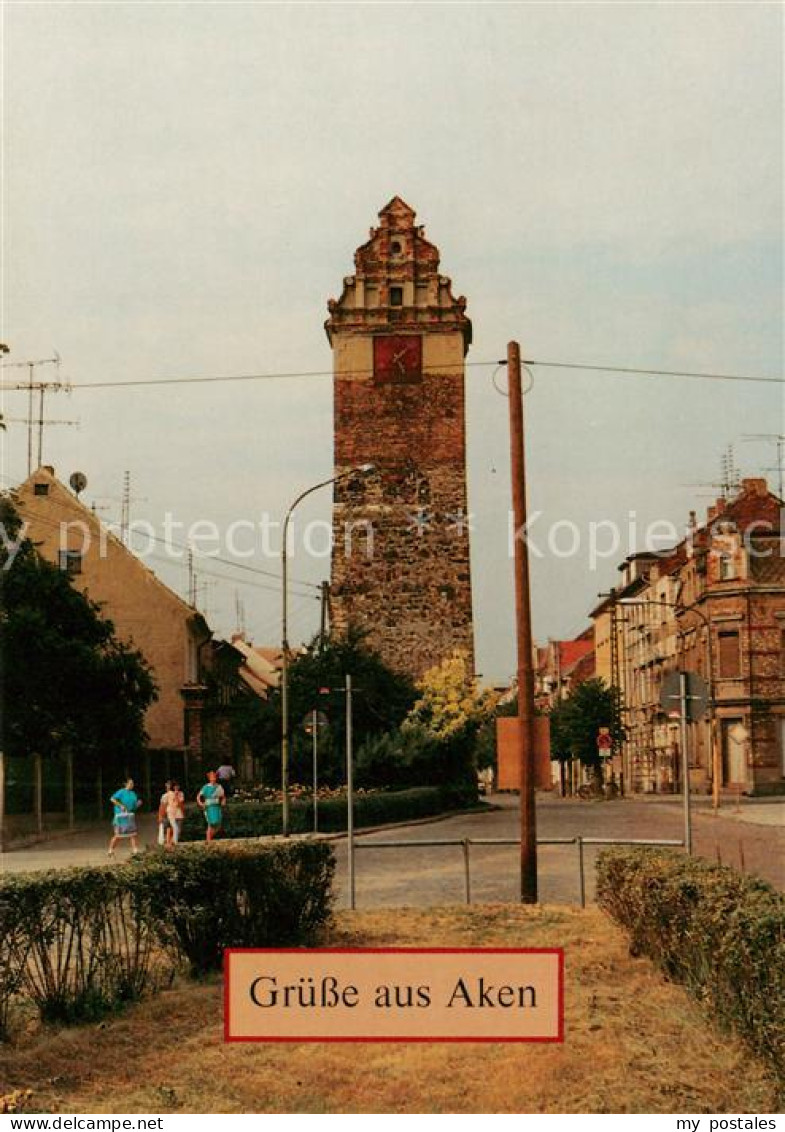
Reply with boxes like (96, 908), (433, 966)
(559, 636), (594, 671)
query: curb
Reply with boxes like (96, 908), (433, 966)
(262, 803), (499, 844)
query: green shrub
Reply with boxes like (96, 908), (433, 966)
(596, 848), (785, 1078)
(133, 840), (335, 975)
(0, 840), (335, 1033)
(0, 890), (30, 1039)
(181, 785), (478, 842)
(0, 865), (167, 1025)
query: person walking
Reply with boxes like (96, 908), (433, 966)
(108, 778), (142, 857)
(197, 770), (225, 842)
(157, 780), (172, 846)
(164, 780), (185, 845)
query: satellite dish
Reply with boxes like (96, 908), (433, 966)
(69, 471), (88, 497)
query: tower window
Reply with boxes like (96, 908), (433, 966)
(390, 287), (403, 307)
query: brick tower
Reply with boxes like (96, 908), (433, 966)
(325, 196), (474, 679)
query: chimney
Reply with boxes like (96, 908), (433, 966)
(715, 497), (727, 514)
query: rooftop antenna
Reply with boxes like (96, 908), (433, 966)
(187, 547), (196, 607)
(119, 471), (146, 542)
(741, 434), (784, 500)
(0, 352), (71, 474)
(194, 577), (217, 619)
(720, 444), (741, 497)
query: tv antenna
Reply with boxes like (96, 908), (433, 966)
(0, 352), (73, 473)
(740, 434), (784, 500)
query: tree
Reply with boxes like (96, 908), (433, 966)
(548, 678), (623, 781)
(401, 649), (499, 793)
(234, 626), (417, 786)
(404, 649), (498, 739)
(0, 496), (157, 772)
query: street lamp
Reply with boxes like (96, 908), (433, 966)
(280, 463), (375, 836)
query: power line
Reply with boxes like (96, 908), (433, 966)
(1, 356), (780, 393)
(519, 358), (783, 386)
(0, 360), (499, 392)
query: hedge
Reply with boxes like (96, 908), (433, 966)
(0, 840), (334, 1036)
(181, 784), (477, 842)
(596, 847), (785, 1079)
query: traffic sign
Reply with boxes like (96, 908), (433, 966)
(303, 710), (329, 735)
(659, 671), (710, 722)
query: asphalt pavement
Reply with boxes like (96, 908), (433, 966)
(3, 793), (781, 910)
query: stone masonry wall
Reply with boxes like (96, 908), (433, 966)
(330, 368), (474, 678)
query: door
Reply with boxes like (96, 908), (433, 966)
(721, 719), (748, 786)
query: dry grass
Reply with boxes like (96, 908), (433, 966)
(0, 904), (780, 1114)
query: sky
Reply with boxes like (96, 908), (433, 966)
(2, 1), (783, 684)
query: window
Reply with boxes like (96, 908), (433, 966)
(718, 630), (741, 678)
(389, 286), (403, 307)
(58, 549), (83, 575)
(719, 554), (736, 580)
(34, 482), (49, 496)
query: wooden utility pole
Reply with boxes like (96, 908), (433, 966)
(346, 673), (355, 910)
(508, 341), (538, 903)
(319, 581), (330, 648)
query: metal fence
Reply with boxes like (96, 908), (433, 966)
(348, 835), (685, 909)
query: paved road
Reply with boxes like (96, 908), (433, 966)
(332, 793), (784, 909)
(3, 794), (781, 910)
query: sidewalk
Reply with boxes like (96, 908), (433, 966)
(0, 814), (160, 874)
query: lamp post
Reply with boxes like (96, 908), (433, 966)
(618, 597), (716, 814)
(280, 463), (374, 836)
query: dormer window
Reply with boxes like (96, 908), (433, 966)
(390, 240), (402, 254)
(719, 555), (736, 581)
(390, 286), (403, 307)
(34, 482), (49, 496)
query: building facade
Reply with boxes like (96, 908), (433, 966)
(534, 630), (595, 712)
(325, 197), (474, 678)
(592, 479), (785, 795)
(16, 467), (210, 762)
